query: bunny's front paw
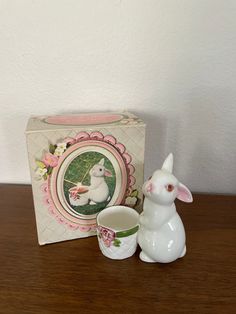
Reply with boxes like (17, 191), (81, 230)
(139, 251), (156, 263)
(89, 200), (97, 205)
(139, 214), (148, 226)
(179, 245), (186, 258)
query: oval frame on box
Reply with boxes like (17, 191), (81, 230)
(39, 132), (136, 232)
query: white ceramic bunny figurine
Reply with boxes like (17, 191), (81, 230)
(137, 153), (193, 263)
(69, 158), (112, 206)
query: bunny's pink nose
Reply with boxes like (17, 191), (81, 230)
(146, 182), (153, 193)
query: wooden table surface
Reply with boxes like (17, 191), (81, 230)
(0, 184), (235, 314)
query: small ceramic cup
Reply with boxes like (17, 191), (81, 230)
(96, 206), (139, 260)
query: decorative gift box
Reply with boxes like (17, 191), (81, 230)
(26, 112), (146, 245)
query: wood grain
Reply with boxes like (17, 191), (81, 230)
(0, 184), (235, 314)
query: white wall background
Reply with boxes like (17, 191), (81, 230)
(0, 0), (236, 193)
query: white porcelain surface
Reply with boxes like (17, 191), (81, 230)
(138, 153), (193, 263)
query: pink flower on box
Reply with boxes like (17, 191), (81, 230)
(98, 226), (115, 247)
(42, 153), (58, 168)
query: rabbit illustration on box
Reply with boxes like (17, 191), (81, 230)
(137, 153), (193, 263)
(68, 158), (112, 206)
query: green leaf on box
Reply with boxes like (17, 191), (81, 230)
(49, 144), (56, 154)
(130, 189), (138, 197)
(47, 167), (53, 175)
(36, 160), (46, 169)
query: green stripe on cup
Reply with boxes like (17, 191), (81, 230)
(115, 225), (139, 238)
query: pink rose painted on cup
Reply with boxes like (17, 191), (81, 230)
(98, 226), (115, 247)
(42, 153), (58, 168)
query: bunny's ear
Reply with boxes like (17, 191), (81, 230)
(98, 158), (104, 166)
(162, 153), (173, 173)
(104, 169), (112, 177)
(177, 183), (193, 203)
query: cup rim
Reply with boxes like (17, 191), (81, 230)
(96, 205), (139, 233)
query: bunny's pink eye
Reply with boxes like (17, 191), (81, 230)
(166, 184), (174, 192)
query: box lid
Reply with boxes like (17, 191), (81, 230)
(26, 111), (145, 133)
